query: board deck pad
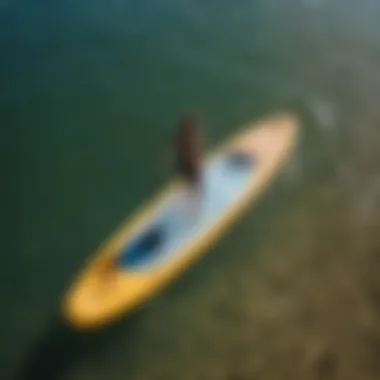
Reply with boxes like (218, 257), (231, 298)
(117, 151), (256, 270)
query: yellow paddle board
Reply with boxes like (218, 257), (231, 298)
(61, 112), (299, 329)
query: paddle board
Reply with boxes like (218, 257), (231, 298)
(61, 112), (299, 329)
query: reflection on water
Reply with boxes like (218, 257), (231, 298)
(2, 0), (380, 379)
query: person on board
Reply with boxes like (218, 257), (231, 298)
(158, 110), (204, 219)
(173, 111), (203, 190)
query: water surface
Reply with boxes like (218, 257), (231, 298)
(2, 1), (380, 379)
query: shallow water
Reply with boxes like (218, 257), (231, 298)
(2, 1), (380, 379)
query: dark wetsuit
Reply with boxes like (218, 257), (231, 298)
(174, 114), (202, 185)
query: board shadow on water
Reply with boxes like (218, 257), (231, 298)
(16, 309), (143, 380)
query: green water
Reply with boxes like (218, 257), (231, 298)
(3, 1), (380, 379)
